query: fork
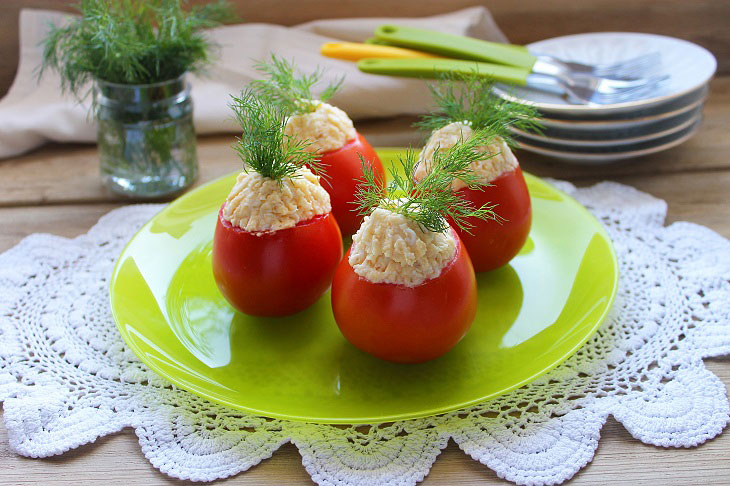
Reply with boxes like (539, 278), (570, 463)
(525, 73), (668, 105)
(372, 25), (665, 85)
(363, 33), (663, 81)
(531, 56), (665, 92)
(357, 58), (669, 105)
(553, 67), (670, 97)
(534, 52), (662, 80)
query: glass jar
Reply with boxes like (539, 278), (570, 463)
(94, 75), (198, 198)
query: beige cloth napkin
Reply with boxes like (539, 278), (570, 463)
(0, 7), (507, 159)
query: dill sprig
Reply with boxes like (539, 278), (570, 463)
(250, 54), (343, 115)
(230, 89), (322, 181)
(414, 73), (542, 146)
(354, 129), (502, 234)
(40, 0), (234, 95)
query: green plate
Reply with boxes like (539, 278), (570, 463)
(110, 149), (618, 424)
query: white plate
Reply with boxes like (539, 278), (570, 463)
(513, 106), (703, 146)
(539, 92), (705, 131)
(516, 118), (702, 163)
(538, 85), (708, 129)
(513, 111), (700, 149)
(493, 32), (716, 116)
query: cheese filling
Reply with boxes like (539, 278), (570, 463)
(348, 206), (457, 287)
(222, 166), (331, 233)
(284, 101), (357, 154)
(415, 121), (518, 190)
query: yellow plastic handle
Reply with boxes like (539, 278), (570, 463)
(320, 42), (443, 61)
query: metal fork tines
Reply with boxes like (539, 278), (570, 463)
(533, 52), (662, 80)
(567, 73), (670, 96)
(526, 73), (669, 105)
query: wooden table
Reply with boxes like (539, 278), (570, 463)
(1, 74), (729, 484)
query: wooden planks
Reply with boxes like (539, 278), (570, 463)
(0, 169), (728, 252)
(1, 0), (729, 97)
(0, 116), (422, 207)
(0, 76), (728, 208)
(0, 203), (122, 252)
(576, 170), (730, 234)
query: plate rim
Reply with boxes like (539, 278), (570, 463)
(493, 32), (717, 115)
(110, 163), (619, 424)
(516, 118), (702, 163)
(512, 110), (700, 148)
(537, 91), (707, 130)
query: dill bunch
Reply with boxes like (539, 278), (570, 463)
(251, 54), (344, 115)
(414, 73), (542, 146)
(230, 89), (322, 181)
(354, 129), (502, 234)
(40, 0), (234, 95)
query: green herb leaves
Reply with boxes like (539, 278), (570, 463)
(41, 0), (234, 94)
(230, 56), (340, 182)
(354, 129), (501, 234)
(415, 73), (542, 146)
(230, 90), (321, 181)
(251, 55), (343, 115)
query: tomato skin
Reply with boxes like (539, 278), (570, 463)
(212, 208), (343, 316)
(331, 230), (477, 363)
(450, 166), (531, 272)
(316, 132), (385, 236)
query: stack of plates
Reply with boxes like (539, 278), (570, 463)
(493, 33), (717, 163)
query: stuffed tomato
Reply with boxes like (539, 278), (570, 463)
(254, 54), (385, 235)
(450, 165), (531, 271)
(317, 132), (385, 235)
(331, 137), (497, 363)
(416, 122), (531, 272)
(332, 217), (476, 363)
(211, 90), (343, 317)
(285, 102), (385, 235)
(213, 205), (342, 317)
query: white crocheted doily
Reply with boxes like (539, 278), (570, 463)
(1, 180), (728, 485)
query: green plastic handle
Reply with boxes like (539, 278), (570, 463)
(357, 58), (530, 85)
(374, 25), (536, 69)
(365, 35), (529, 54)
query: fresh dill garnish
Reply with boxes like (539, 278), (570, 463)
(250, 54), (344, 115)
(229, 89), (323, 181)
(354, 129), (502, 234)
(40, 0), (234, 95)
(414, 72), (542, 146)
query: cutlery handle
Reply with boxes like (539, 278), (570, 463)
(373, 25), (536, 69)
(321, 42), (443, 61)
(357, 58), (530, 85)
(366, 35), (530, 54)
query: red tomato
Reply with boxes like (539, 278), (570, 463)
(331, 230), (477, 363)
(449, 166), (531, 272)
(212, 208), (343, 316)
(315, 132), (386, 236)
